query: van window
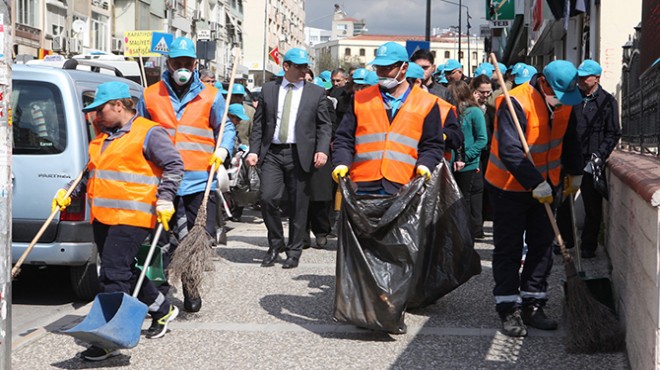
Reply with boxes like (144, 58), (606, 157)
(12, 81), (67, 154)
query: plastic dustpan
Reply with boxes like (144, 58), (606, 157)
(136, 243), (166, 286)
(61, 224), (164, 349)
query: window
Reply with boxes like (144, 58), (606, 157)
(91, 12), (109, 51)
(17, 0), (39, 27)
(336, 24), (347, 31)
(374, 48), (378, 56)
(444, 51), (450, 58)
(431, 50), (436, 58)
(459, 51), (464, 59)
(12, 81), (67, 154)
(46, 4), (66, 36)
(472, 52), (478, 60)
(345, 48), (351, 56)
(359, 48), (365, 56)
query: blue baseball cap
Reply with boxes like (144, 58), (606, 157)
(370, 42), (409, 66)
(276, 69), (285, 77)
(364, 71), (379, 86)
(319, 70), (332, 82)
(514, 65), (537, 85)
(312, 76), (332, 90)
(228, 103), (249, 121)
(406, 63), (425, 80)
(214, 81), (227, 94)
(435, 63), (446, 74)
(444, 59), (462, 72)
(231, 84), (246, 96)
(283, 48), (309, 64)
(475, 62), (495, 78)
(168, 37), (196, 59)
(577, 59), (602, 77)
(543, 60), (582, 106)
(511, 62), (527, 76)
(83, 81), (131, 112)
(351, 68), (369, 83)
(497, 63), (507, 74)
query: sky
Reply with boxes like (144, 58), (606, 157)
(304, 0), (489, 37)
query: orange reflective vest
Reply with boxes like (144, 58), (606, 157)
(351, 85), (437, 185)
(87, 117), (163, 228)
(485, 82), (572, 191)
(434, 97), (457, 161)
(143, 81), (217, 171)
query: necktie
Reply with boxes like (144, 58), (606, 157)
(279, 83), (294, 143)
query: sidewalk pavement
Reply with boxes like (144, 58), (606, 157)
(12, 210), (629, 369)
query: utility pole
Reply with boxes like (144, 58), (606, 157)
(0, 1), (12, 368)
(458, 0), (462, 63)
(425, 0), (431, 42)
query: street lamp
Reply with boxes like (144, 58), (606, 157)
(438, 0), (471, 69)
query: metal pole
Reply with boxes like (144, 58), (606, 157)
(262, 0), (268, 85)
(458, 0), (462, 63)
(425, 0), (431, 42)
(0, 1), (13, 367)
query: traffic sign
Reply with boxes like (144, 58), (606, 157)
(490, 20), (512, 28)
(150, 32), (173, 55)
(486, 0), (515, 21)
(197, 30), (211, 41)
(406, 41), (430, 58)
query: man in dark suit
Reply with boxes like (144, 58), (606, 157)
(246, 48), (333, 269)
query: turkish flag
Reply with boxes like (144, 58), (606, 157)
(532, 0), (543, 32)
(269, 47), (280, 64)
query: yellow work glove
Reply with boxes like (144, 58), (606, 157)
(156, 199), (175, 231)
(532, 181), (553, 204)
(416, 165), (431, 181)
(562, 175), (583, 197)
(209, 147), (229, 168)
(51, 188), (71, 212)
(332, 165), (349, 183)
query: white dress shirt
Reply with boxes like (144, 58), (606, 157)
(272, 77), (304, 144)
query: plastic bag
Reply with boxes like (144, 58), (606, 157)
(591, 158), (608, 200)
(333, 160), (481, 333)
(231, 157), (260, 207)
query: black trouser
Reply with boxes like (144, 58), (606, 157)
(305, 200), (333, 241)
(93, 221), (169, 317)
(556, 173), (602, 252)
(488, 186), (555, 314)
(260, 145), (310, 258)
(454, 169), (484, 237)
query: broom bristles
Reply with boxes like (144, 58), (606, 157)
(563, 262), (626, 353)
(169, 204), (214, 298)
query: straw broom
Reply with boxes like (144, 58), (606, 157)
(169, 49), (241, 298)
(489, 54), (625, 353)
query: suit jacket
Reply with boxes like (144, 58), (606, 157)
(250, 79), (332, 173)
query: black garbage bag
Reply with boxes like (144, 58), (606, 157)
(590, 158), (609, 200)
(232, 158), (261, 207)
(333, 160), (482, 333)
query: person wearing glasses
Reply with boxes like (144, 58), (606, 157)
(444, 59), (471, 86)
(471, 74), (496, 232)
(246, 48), (333, 269)
(332, 41), (444, 194)
(199, 69), (216, 85)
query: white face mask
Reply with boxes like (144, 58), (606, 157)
(172, 68), (193, 86)
(378, 62), (407, 90)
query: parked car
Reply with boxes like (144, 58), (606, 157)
(12, 64), (144, 300)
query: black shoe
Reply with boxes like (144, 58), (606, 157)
(314, 234), (328, 249)
(500, 309), (528, 337)
(302, 236), (312, 250)
(229, 216), (241, 222)
(521, 305), (557, 330)
(183, 294), (202, 313)
(282, 256), (299, 269)
(145, 305), (179, 339)
(473, 233), (486, 240)
(581, 249), (596, 259)
(80, 346), (119, 361)
(261, 249), (280, 267)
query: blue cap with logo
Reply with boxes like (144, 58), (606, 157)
(514, 65), (537, 85)
(370, 42), (409, 66)
(319, 70), (332, 82)
(312, 76), (331, 90)
(214, 81), (227, 93)
(83, 81), (131, 112)
(444, 59), (463, 72)
(475, 62), (495, 78)
(168, 37), (197, 59)
(406, 63), (425, 80)
(497, 63), (507, 75)
(577, 59), (603, 77)
(543, 60), (582, 106)
(352, 68), (369, 83)
(232, 84), (246, 96)
(511, 62), (527, 76)
(228, 103), (250, 121)
(283, 48), (309, 64)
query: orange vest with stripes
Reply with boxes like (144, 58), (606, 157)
(351, 85), (437, 185)
(435, 97), (457, 161)
(485, 83), (572, 191)
(143, 81), (217, 171)
(87, 117), (163, 228)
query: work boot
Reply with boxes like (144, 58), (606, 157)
(521, 305), (558, 330)
(500, 309), (528, 337)
(146, 304), (179, 339)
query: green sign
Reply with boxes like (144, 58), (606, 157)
(486, 0), (515, 21)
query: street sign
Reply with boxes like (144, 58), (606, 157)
(490, 20), (512, 28)
(269, 46), (280, 64)
(406, 40), (430, 57)
(480, 25), (492, 38)
(150, 32), (173, 55)
(197, 30), (211, 41)
(124, 31), (161, 57)
(486, 0), (515, 21)
(196, 40), (216, 61)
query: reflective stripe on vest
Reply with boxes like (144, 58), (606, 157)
(87, 117), (163, 228)
(484, 83), (572, 191)
(143, 81), (217, 171)
(351, 85), (437, 184)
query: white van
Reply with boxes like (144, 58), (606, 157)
(26, 54), (144, 86)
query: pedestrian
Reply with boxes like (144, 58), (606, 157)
(199, 69), (216, 85)
(406, 62), (427, 89)
(332, 41), (444, 194)
(246, 47), (333, 269)
(411, 49), (453, 103)
(350, 68), (379, 92)
(444, 59), (471, 85)
(52, 81), (184, 361)
(485, 60), (583, 337)
(329, 68), (352, 128)
(488, 64), (515, 109)
(137, 36), (236, 313)
(512, 64), (537, 87)
(556, 59), (621, 258)
(447, 80), (488, 240)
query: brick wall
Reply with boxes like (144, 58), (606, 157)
(606, 151), (660, 370)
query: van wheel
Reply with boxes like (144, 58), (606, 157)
(70, 258), (100, 301)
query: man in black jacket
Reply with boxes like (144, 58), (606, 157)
(556, 60), (621, 258)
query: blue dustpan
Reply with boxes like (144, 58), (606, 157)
(61, 224), (164, 350)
